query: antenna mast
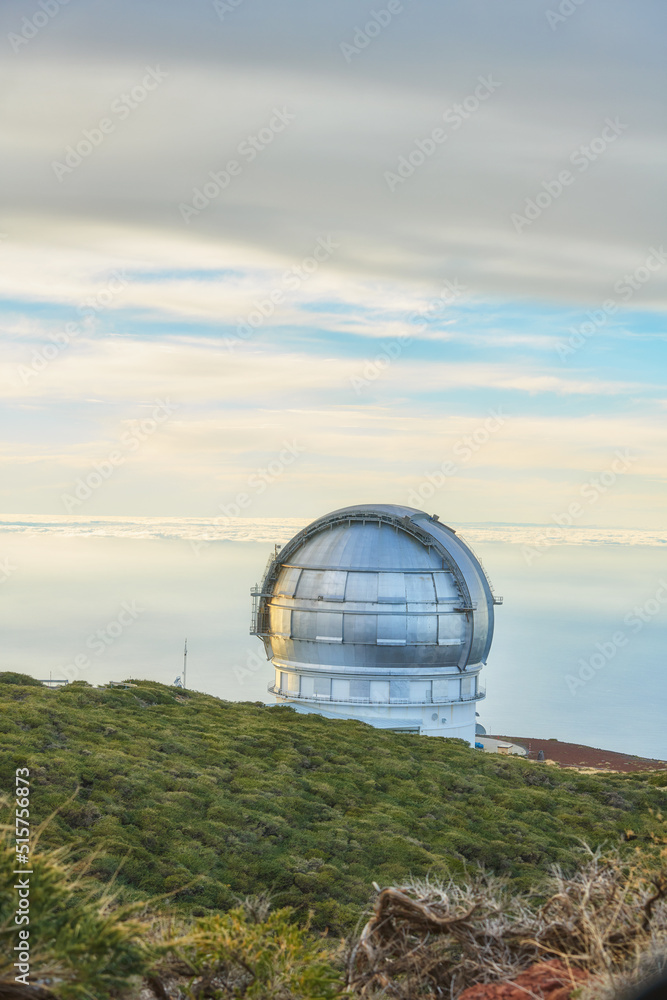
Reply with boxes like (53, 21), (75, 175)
(183, 638), (188, 690)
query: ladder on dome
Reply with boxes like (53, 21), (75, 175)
(249, 546), (281, 634)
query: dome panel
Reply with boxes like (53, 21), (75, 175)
(293, 520), (442, 571)
(377, 573), (406, 603)
(275, 565), (301, 597)
(346, 572), (379, 602)
(405, 573), (437, 603)
(433, 571), (458, 601)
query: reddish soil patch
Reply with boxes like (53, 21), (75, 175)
(458, 960), (589, 1000)
(490, 735), (667, 772)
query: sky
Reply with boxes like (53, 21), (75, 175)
(1, 0), (666, 528)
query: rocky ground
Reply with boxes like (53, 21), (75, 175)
(458, 960), (589, 999)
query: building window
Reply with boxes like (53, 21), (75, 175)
(390, 679), (409, 701)
(331, 678), (350, 701)
(300, 676), (315, 697)
(370, 680), (390, 702)
(313, 676), (331, 698)
(409, 680), (432, 703)
(350, 679), (370, 699)
(448, 677), (461, 700)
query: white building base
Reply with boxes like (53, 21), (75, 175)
(276, 697), (477, 746)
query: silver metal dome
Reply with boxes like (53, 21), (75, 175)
(250, 504), (502, 742)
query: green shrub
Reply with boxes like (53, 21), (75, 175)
(171, 904), (343, 998)
(0, 824), (150, 999)
(0, 672), (43, 686)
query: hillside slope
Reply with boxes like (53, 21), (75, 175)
(1, 675), (665, 931)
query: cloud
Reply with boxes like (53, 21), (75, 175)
(1, 0), (665, 524)
(0, 514), (665, 549)
(1, 373), (665, 524)
(1, 333), (654, 404)
(1, 0), (666, 305)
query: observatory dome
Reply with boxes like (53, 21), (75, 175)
(250, 504), (501, 743)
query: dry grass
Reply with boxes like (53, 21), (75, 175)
(346, 849), (667, 998)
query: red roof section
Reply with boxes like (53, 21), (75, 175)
(489, 735), (667, 773)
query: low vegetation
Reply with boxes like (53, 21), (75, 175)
(0, 831), (665, 999)
(0, 822), (148, 999)
(0, 827), (342, 999)
(0, 672), (666, 998)
(0, 674), (665, 933)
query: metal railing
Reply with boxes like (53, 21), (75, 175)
(250, 585), (272, 635)
(267, 684), (485, 706)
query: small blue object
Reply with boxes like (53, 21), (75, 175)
(475, 742), (484, 749)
